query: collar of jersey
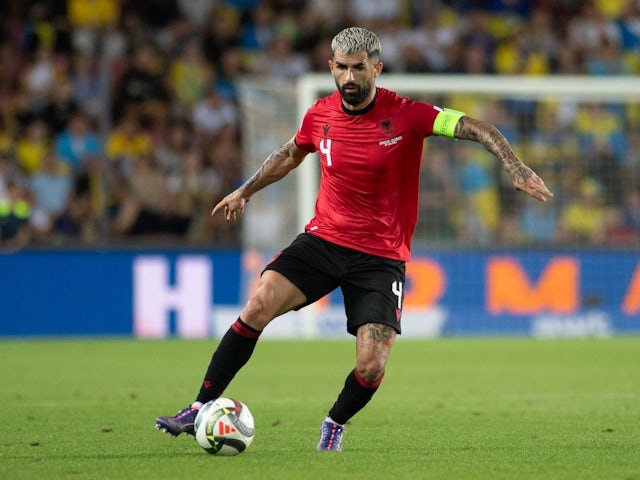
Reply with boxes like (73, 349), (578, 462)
(341, 88), (378, 116)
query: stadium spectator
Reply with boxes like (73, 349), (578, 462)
(28, 148), (73, 241)
(214, 46), (248, 102)
(552, 43), (584, 74)
(68, 0), (119, 30)
(156, 14), (194, 59)
(200, 129), (244, 246)
(527, 6), (559, 61)
(20, 45), (57, 110)
(458, 9), (496, 73)
(566, 2), (621, 57)
(105, 111), (153, 168)
(112, 42), (169, 127)
(399, 10), (457, 73)
(250, 33), (311, 80)
(493, 28), (550, 75)
(575, 102), (627, 206)
(525, 103), (577, 213)
(292, 4), (329, 54)
(42, 78), (79, 134)
(68, 0), (120, 54)
(0, 118), (15, 160)
(69, 52), (103, 118)
(55, 166), (101, 243)
(0, 152), (16, 200)
(192, 85), (239, 147)
(177, 148), (224, 243)
(308, 35), (335, 72)
(202, 4), (243, 71)
(124, 0), (181, 31)
(54, 111), (102, 172)
(453, 142), (500, 244)
(15, 119), (50, 175)
(520, 198), (559, 245)
(153, 117), (193, 175)
(617, 1), (640, 53)
(585, 35), (635, 75)
(558, 177), (608, 244)
(527, 104), (579, 172)
(167, 37), (214, 111)
(0, 179), (31, 251)
(417, 146), (459, 241)
(486, 0), (531, 19)
(240, 2), (277, 54)
(344, 0), (405, 29)
(305, 0), (346, 32)
(177, 0), (219, 29)
(109, 152), (192, 238)
(0, 40), (23, 98)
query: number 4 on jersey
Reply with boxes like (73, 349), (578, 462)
(320, 138), (332, 166)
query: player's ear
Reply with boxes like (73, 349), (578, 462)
(374, 62), (383, 77)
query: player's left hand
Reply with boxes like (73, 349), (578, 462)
(512, 166), (554, 202)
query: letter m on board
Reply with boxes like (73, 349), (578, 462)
(486, 256), (579, 315)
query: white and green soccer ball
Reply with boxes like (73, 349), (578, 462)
(194, 398), (255, 456)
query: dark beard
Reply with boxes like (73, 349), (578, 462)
(337, 81), (373, 107)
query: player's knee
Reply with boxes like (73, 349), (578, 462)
(355, 359), (385, 384)
(242, 293), (273, 330)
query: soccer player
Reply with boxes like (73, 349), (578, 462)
(156, 27), (553, 451)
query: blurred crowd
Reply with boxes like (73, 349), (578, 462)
(0, 0), (639, 250)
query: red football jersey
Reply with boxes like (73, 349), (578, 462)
(295, 87), (442, 261)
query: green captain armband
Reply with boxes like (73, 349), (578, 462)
(433, 108), (465, 139)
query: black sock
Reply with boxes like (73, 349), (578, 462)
(196, 318), (261, 404)
(327, 369), (384, 425)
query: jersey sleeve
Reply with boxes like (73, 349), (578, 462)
(405, 100), (462, 139)
(294, 108), (317, 153)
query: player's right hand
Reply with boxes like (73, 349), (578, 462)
(211, 191), (249, 222)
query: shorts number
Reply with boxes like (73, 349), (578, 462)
(392, 281), (403, 309)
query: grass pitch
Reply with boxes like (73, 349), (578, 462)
(0, 337), (638, 480)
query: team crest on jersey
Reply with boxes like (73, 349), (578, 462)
(378, 118), (395, 137)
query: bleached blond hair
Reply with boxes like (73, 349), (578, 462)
(331, 27), (381, 60)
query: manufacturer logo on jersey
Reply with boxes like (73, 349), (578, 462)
(378, 118), (395, 137)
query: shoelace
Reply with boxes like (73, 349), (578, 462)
(322, 423), (342, 445)
(175, 408), (195, 420)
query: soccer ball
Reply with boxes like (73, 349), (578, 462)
(194, 398), (255, 456)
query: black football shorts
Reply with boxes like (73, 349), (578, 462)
(263, 233), (406, 336)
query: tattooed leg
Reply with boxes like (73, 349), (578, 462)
(326, 323), (396, 425)
(356, 323), (396, 383)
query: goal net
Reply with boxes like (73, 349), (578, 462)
(236, 75), (640, 338)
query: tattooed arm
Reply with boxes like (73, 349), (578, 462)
(212, 136), (309, 221)
(454, 116), (553, 202)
